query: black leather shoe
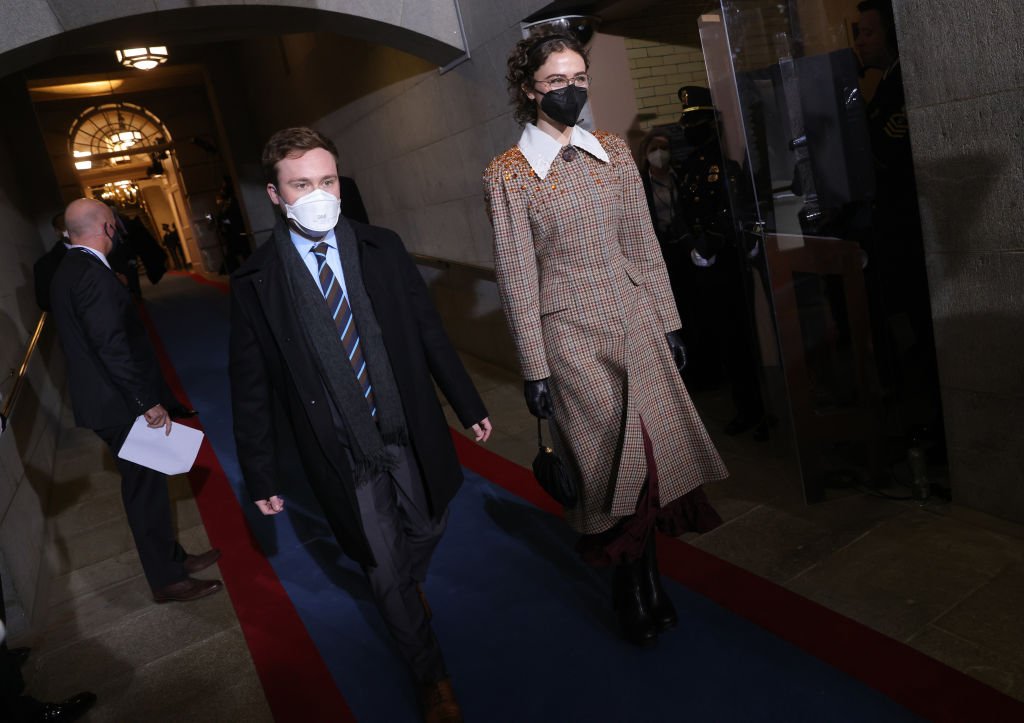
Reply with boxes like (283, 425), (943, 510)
(418, 677), (463, 723)
(612, 560), (659, 647)
(33, 691), (97, 722)
(641, 535), (678, 633)
(183, 548), (221, 574)
(153, 577), (223, 603)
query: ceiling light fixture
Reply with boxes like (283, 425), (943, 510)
(116, 46), (168, 71)
(73, 150), (92, 171)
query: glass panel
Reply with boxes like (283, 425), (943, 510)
(700, 1), (943, 502)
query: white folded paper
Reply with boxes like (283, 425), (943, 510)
(117, 415), (204, 475)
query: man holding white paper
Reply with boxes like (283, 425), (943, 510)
(49, 198), (222, 604)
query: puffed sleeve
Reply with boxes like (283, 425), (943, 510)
(484, 152), (550, 381)
(605, 133), (682, 332)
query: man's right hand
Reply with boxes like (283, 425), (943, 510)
(255, 496), (285, 516)
(143, 403), (172, 436)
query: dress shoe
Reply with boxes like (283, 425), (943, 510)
(32, 691), (97, 722)
(612, 560), (659, 647)
(183, 548), (221, 574)
(418, 678), (463, 723)
(641, 536), (678, 633)
(153, 577), (223, 603)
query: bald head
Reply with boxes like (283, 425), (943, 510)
(65, 199), (115, 254)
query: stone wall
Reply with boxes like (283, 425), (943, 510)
(0, 76), (66, 635)
(896, 0), (1024, 523)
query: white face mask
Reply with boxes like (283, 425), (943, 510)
(282, 188), (340, 234)
(647, 149), (671, 170)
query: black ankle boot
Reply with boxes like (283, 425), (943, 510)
(612, 559), (659, 647)
(642, 535), (678, 632)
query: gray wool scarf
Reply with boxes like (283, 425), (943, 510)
(274, 217), (408, 485)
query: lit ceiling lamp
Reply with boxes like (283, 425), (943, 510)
(116, 46), (168, 71)
(73, 150), (92, 170)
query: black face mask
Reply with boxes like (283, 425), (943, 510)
(540, 85), (587, 127)
(104, 221), (124, 252)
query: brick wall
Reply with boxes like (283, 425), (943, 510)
(614, 0), (795, 131)
(624, 38), (708, 130)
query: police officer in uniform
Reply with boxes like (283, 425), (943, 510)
(673, 86), (765, 436)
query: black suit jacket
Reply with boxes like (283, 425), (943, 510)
(33, 239), (68, 311)
(229, 221), (487, 565)
(50, 248), (163, 430)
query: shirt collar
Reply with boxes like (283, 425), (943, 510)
(290, 227), (337, 256)
(517, 123), (610, 180)
(69, 244), (111, 269)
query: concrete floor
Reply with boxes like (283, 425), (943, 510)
(16, 352), (1024, 720)
(21, 406), (273, 722)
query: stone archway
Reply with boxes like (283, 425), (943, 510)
(0, 0), (466, 77)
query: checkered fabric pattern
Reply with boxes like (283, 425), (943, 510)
(484, 131), (728, 534)
(311, 242), (376, 417)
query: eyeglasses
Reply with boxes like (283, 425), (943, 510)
(533, 73), (591, 91)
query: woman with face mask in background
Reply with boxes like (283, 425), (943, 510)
(484, 32), (728, 647)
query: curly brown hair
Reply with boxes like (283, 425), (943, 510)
(261, 127), (339, 184)
(506, 32), (590, 126)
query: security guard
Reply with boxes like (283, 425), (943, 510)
(673, 86), (765, 436)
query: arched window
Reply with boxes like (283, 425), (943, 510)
(68, 102), (170, 169)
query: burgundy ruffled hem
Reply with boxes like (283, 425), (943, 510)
(576, 419), (723, 568)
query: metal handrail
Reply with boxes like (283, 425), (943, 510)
(1, 313), (47, 424)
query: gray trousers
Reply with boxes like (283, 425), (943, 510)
(355, 445), (448, 685)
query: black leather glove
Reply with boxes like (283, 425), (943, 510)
(666, 330), (687, 374)
(524, 378), (553, 419)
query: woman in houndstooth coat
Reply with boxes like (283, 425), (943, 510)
(484, 32), (728, 646)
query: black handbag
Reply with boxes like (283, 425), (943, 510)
(532, 418), (578, 509)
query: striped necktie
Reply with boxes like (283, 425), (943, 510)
(311, 242), (376, 417)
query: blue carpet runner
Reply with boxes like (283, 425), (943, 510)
(143, 273), (942, 722)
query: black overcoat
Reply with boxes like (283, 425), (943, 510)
(229, 220), (487, 566)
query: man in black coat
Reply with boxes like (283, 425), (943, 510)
(229, 127), (491, 723)
(50, 198), (223, 604)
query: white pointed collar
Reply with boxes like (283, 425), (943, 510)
(517, 123), (610, 180)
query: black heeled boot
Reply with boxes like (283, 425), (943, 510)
(642, 534), (678, 632)
(612, 558), (659, 647)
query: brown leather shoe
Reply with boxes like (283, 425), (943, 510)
(417, 583), (432, 621)
(153, 577), (223, 603)
(183, 548), (221, 574)
(419, 678), (462, 723)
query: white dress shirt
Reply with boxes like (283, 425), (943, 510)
(517, 123), (611, 180)
(69, 244), (111, 269)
